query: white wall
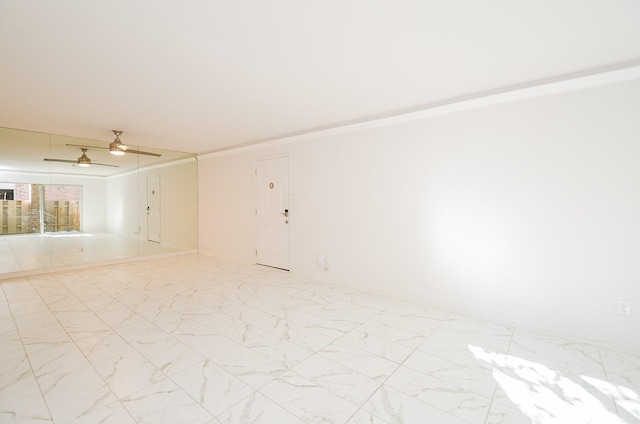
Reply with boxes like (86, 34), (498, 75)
(198, 78), (640, 351)
(106, 170), (140, 237)
(0, 171), (107, 233)
(107, 159), (198, 249)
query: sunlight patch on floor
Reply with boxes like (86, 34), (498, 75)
(582, 375), (640, 421)
(469, 345), (634, 423)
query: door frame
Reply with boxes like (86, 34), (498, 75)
(254, 153), (292, 270)
(147, 174), (161, 243)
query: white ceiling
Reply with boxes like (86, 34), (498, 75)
(1, 1), (639, 155)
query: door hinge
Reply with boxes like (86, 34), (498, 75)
(255, 249), (257, 256)
(255, 209), (257, 216)
(254, 169), (257, 176)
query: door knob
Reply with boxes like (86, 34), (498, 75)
(280, 209), (289, 217)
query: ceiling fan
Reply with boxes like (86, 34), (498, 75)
(44, 148), (119, 168)
(66, 130), (161, 157)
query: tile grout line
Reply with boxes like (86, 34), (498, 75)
(2, 275), (57, 423)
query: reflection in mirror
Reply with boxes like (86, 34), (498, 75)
(0, 127), (198, 277)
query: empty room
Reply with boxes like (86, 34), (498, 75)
(1, 2), (639, 423)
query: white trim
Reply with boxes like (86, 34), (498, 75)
(106, 156), (197, 179)
(199, 64), (640, 160)
(0, 169), (106, 179)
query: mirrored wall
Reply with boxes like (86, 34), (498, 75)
(0, 127), (198, 278)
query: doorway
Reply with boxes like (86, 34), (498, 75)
(255, 156), (290, 270)
(147, 174), (160, 243)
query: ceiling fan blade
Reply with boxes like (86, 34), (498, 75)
(92, 162), (119, 168)
(124, 149), (162, 157)
(44, 158), (118, 168)
(66, 143), (161, 157)
(66, 143), (108, 150)
(44, 158), (77, 164)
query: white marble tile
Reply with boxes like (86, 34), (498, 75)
(236, 307), (283, 332)
(0, 332), (25, 361)
(260, 371), (358, 423)
(171, 359), (255, 416)
(485, 401), (533, 424)
(319, 340), (399, 382)
(0, 302), (11, 320)
(510, 329), (603, 371)
(202, 312), (266, 344)
(114, 289), (149, 308)
(71, 286), (105, 302)
(74, 330), (134, 364)
(584, 372), (640, 423)
(356, 321), (428, 349)
(437, 314), (514, 352)
(27, 341), (90, 382)
(53, 305), (96, 323)
(304, 308), (370, 329)
(20, 321), (73, 354)
(490, 365), (625, 424)
(72, 400), (137, 424)
(488, 344), (618, 412)
(340, 328), (415, 364)
(121, 378), (213, 424)
(364, 385), (468, 424)
(402, 349), (497, 397)
(600, 347), (640, 385)
(5, 253), (640, 424)
(12, 309), (58, 333)
(0, 277), (33, 294)
(368, 311), (441, 337)
(292, 354), (381, 405)
(8, 299), (51, 317)
(418, 332), (498, 371)
(134, 335), (205, 377)
(44, 292), (83, 313)
(217, 392), (304, 424)
(172, 321), (241, 358)
(269, 320), (335, 352)
(240, 332), (313, 369)
(346, 409), (390, 424)
(136, 303), (188, 333)
(385, 365), (492, 423)
(0, 355), (52, 423)
(84, 294), (126, 314)
(61, 313), (112, 340)
(245, 297), (308, 321)
(291, 312), (354, 339)
(210, 345), (287, 389)
(115, 321), (169, 349)
(99, 306), (145, 329)
(94, 349), (165, 398)
(38, 365), (118, 423)
(266, 293), (319, 311)
(338, 292), (398, 311)
(305, 298), (380, 321)
(383, 300), (449, 320)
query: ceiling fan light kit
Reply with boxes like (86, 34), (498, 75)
(77, 149), (91, 167)
(109, 130), (127, 155)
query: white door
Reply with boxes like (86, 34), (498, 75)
(255, 156), (290, 270)
(147, 174), (160, 243)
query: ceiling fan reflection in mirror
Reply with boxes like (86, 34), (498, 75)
(44, 148), (118, 168)
(66, 130), (161, 157)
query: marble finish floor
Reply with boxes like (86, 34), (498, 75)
(0, 233), (184, 275)
(0, 254), (638, 423)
